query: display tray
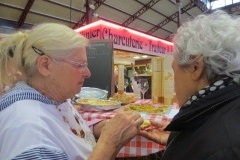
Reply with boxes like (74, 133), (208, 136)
(109, 93), (135, 105)
(76, 99), (121, 112)
(122, 103), (172, 115)
(75, 87), (108, 99)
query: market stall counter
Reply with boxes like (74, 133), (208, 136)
(76, 99), (179, 158)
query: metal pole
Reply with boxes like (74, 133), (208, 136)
(176, 0), (181, 27)
(86, 0), (93, 24)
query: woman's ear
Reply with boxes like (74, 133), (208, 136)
(36, 55), (52, 77)
(188, 56), (205, 81)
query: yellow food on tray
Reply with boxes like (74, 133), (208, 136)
(109, 93), (135, 104)
(77, 99), (117, 106)
(123, 103), (169, 114)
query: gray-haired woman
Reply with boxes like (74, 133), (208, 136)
(140, 10), (240, 160)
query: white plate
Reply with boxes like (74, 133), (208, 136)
(76, 87), (108, 99)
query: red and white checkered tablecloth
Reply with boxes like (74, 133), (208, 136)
(77, 99), (179, 157)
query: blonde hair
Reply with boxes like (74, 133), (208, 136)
(0, 23), (88, 94)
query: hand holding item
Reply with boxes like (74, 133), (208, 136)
(97, 111), (143, 150)
(89, 111), (143, 159)
(140, 119), (151, 130)
(139, 121), (170, 145)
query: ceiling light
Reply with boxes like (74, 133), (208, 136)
(134, 56), (140, 59)
(89, 4), (95, 10)
(93, 13), (98, 18)
(142, 55), (148, 58)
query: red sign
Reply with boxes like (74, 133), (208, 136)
(75, 20), (173, 56)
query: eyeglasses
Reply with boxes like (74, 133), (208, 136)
(63, 59), (88, 73)
(32, 46), (88, 73)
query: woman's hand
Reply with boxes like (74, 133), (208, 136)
(100, 111), (143, 148)
(139, 121), (170, 145)
(89, 111), (143, 160)
(93, 120), (109, 139)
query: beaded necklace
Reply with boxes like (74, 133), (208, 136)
(56, 104), (85, 138)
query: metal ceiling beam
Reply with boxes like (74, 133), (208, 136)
(136, 0), (178, 23)
(18, 0), (35, 28)
(73, 14), (87, 29)
(184, 9), (195, 18)
(214, 2), (240, 14)
(98, 16), (167, 40)
(191, 0), (208, 12)
(0, 1), (172, 42)
(176, 0), (181, 27)
(86, 0), (93, 24)
(148, 2), (196, 35)
(168, 0), (194, 18)
(122, 0), (161, 26)
(102, 2), (172, 34)
(72, 1), (172, 34)
(0, 2), (76, 24)
(43, 0), (85, 13)
(0, 18), (33, 29)
(164, 35), (174, 41)
(73, 0), (106, 29)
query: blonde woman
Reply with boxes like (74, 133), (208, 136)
(0, 23), (143, 160)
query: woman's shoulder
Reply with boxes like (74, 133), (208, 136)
(0, 81), (61, 112)
(0, 99), (56, 127)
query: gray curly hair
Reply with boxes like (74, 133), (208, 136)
(172, 10), (240, 83)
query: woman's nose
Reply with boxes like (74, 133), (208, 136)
(83, 67), (91, 78)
